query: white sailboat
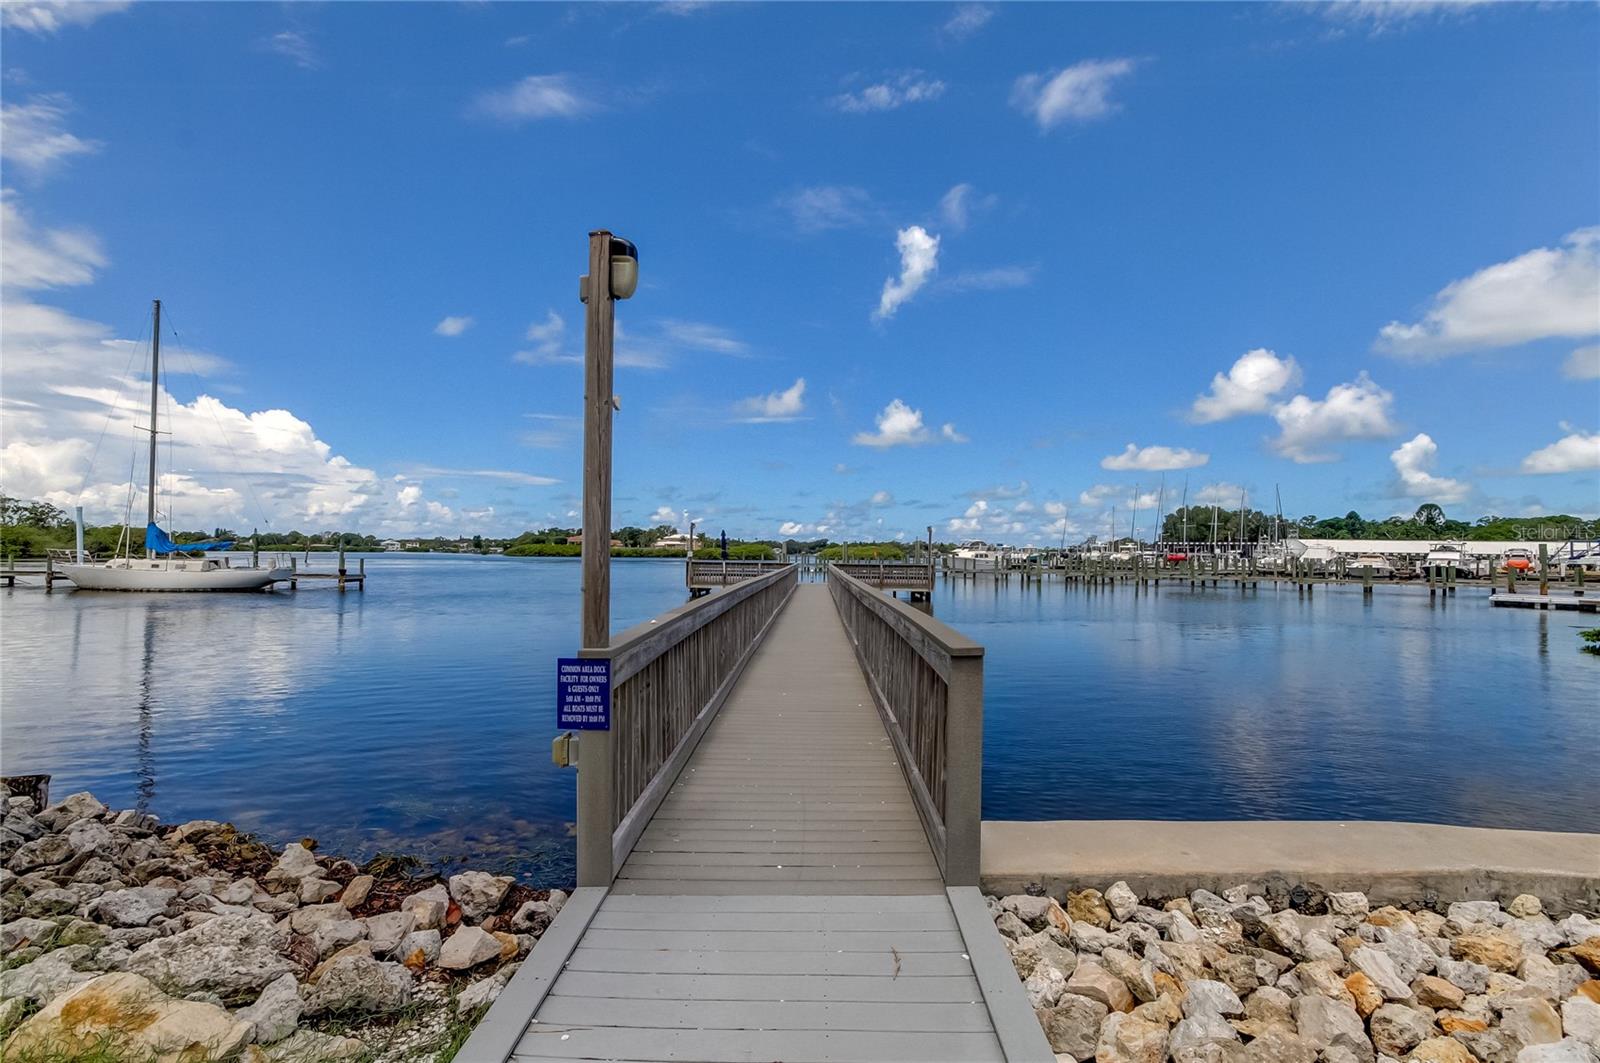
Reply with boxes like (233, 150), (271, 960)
(58, 300), (289, 592)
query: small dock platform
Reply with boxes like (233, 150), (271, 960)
(461, 572), (1049, 1063)
(1488, 590), (1598, 612)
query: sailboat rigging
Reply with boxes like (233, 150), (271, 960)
(58, 300), (289, 592)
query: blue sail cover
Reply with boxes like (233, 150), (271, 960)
(144, 522), (234, 555)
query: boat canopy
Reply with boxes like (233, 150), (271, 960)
(144, 522), (234, 555)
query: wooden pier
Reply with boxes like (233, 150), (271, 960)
(460, 566), (1050, 1063)
(1488, 590), (1598, 612)
(686, 557), (935, 599)
(0, 557), (71, 591)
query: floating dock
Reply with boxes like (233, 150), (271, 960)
(1488, 590), (1598, 612)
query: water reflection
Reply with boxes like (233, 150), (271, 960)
(5, 561), (1598, 888)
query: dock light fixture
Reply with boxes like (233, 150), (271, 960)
(608, 237), (639, 299)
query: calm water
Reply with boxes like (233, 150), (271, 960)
(3, 556), (1596, 885)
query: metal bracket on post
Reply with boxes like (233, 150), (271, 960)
(552, 732), (578, 768)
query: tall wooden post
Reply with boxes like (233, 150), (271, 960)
(578, 230), (617, 888)
(1539, 544), (1549, 597)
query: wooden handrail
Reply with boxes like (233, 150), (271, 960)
(576, 563), (798, 884)
(827, 564), (982, 885)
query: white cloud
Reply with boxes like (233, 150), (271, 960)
(1520, 426), (1600, 475)
(829, 72), (946, 113)
(1389, 433), (1471, 503)
(943, 265), (1034, 292)
(939, 184), (974, 232)
(512, 312), (669, 369)
(0, 94), (100, 179)
(778, 520), (808, 536)
(0, 192), (105, 289)
(941, 422), (969, 443)
(874, 225), (939, 320)
(0, 1), (130, 34)
(1078, 484), (1159, 511)
(869, 490), (893, 505)
(777, 185), (873, 234)
(1189, 348), (1301, 423)
(1100, 443), (1210, 471)
(1044, 501), (1067, 516)
(1319, 0), (1493, 34)
(434, 315), (474, 337)
(404, 466), (559, 486)
(519, 412), (577, 449)
(853, 399), (933, 448)
(1193, 482), (1247, 506)
(942, 3), (994, 39)
(1377, 228), (1600, 357)
(1270, 372), (1397, 463)
(734, 377), (806, 422)
(648, 505), (679, 525)
(470, 74), (595, 123)
(258, 29), (320, 69)
(1010, 58), (1137, 131)
(1561, 345), (1600, 380)
(661, 320), (747, 356)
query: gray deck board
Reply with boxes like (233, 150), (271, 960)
(477, 586), (1046, 1063)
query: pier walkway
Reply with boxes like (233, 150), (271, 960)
(461, 573), (1049, 1062)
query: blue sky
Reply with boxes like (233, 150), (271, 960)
(2, 0), (1597, 543)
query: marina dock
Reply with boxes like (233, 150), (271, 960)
(460, 567), (1051, 1062)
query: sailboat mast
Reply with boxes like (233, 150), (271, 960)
(146, 299), (162, 548)
(1181, 477), (1189, 544)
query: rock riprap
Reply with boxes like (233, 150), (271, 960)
(0, 790), (560, 1059)
(989, 881), (1600, 1062)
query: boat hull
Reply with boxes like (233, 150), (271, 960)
(57, 563), (288, 592)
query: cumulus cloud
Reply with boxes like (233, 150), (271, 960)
(1377, 228), (1600, 357)
(941, 423), (969, 443)
(1193, 482), (1247, 506)
(874, 225), (939, 320)
(1189, 348), (1301, 423)
(1270, 372), (1397, 463)
(943, 3), (993, 39)
(734, 377), (806, 422)
(0, 195), (526, 534)
(470, 74), (596, 123)
(1389, 433), (1471, 503)
(776, 185), (873, 234)
(829, 72), (945, 113)
(1100, 443), (1210, 471)
(1561, 345), (1600, 380)
(853, 399), (933, 448)
(778, 520), (809, 536)
(434, 315), (474, 337)
(1520, 426), (1600, 474)
(1010, 58), (1137, 131)
(648, 505), (680, 525)
(869, 490), (893, 505)
(1, 1), (130, 34)
(0, 95), (100, 179)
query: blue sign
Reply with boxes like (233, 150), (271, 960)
(557, 657), (611, 730)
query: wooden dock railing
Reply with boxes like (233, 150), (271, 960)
(684, 558), (789, 590)
(576, 563), (798, 884)
(832, 559), (935, 592)
(827, 564), (983, 885)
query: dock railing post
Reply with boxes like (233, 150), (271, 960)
(943, 652), (983, 886)
(1539, 544), (1549, 597)
(576, 228), (625, 889)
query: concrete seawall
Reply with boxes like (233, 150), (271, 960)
(982, 820), (1600, 913)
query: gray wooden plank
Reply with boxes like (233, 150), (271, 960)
(598, 893), (954, 913)
(622, 850), (936, 867)
(587, 908), (958, 932)
(561, 946), (977, 976)
(634, 839), (933, 853)
(616, 864), (935, 881)
(513, 1026), (1004, 1062)
(453, 886), (607, 1063)
(535, 997), (996, 1033)
(947, 886), (1056, 1062)
(545, 971), (983, 1003)
(610, 878), (947, 896)
(576, 928), (966, 952)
